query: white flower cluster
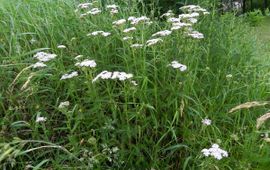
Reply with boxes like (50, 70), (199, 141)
(188, 31), (204, 39)
(123, 27), (136, 33)
(168, 61), (187, 72)
(36, 115), (47, 123)
(57, 45), (66, 49)
(80, 8), (102, 18)
(171, 22), (192, 30)
(77, 3), (92, 9)
(180, 5), (210, 15)
(201, 144), (228, 160)
(31, 62), (47, 68)
(130, 43), (144, 48)
(201, 118), (212, 126)
(106, 4), (119, 14)
(75, 59), (97, 68)
(146, 38), (163, 46)
(112, 19), (126, 26)
(58, 101), (70, 109)
(33, 52), (57, 62)
(87, 31), (111, 37)
(123, 36), (133, 41)
(128, 16), (151, 25)
(163, 5), (209, 39)
(60, 71), (79, 80)
(92, 71), (134, 83)
(152, 30), (172, 37)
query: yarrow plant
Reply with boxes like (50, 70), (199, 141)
(201, 144), (228, 160)
(60, 71), (79, 80)
(87, 31), (111, 37)
(92, 71), (134, 83)
(201, 118), (212, 126)
(31, 62), (47, 68)
(168, 61), (187, 72)
(33, 52), (57, 62)
(75, 59), (97, 68)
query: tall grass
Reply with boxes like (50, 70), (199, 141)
(0, 0), (269, 169)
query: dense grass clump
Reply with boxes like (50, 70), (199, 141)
(0, 0), (269, 169)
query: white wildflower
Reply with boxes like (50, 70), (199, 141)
(112, 19), (126, 26)
(152, 30), (172, 37)
(171, 22), (192, 30)
(75, 55), (83, 60)
(129, 16), (150, 25)
(201, 118), (212, 126)
(179, 12), (200, 19)
(201, 144), (228, 160)
(92, 71), (134, 83)
(57, 45), (66, 49)
(33, 52), (57, 62)
(36, 116), (47, 123)
(188, 18), (198, 24)
(106, 4), (119, 9)
(131, 80), (138, 86)
(31, 62), (47, 68)
(58, 101), (70, 109)
(130, 43), (143, 48)
(188, 31), (204, 39)
(167, 17), (181, 23)
(87, 31), (111, 37)
(180, 5), (208, 13)
(87, 8), (101, 15)
(60, 71), (78, 80)
(77, 3), (92, 9)
(110, 9), (119, 14)
(226, 74), (233, 79)
(168, 61), (187, 71)
(75, 59), (97, 68)
(123, 36), (133, 41)
(123, 27), (136, 33)
(146, 38), (163, 46)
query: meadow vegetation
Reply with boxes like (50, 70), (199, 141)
(0, 0), (270, 169)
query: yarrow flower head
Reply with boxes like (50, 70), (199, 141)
(171, 22), (192, 31)
(168, 61), (187, 72)
(180, 5), (209, 14)
(57, 45), (66, 49)
(77, 3), (92, 9)
(188, 31), (204, 39)
(123, 27), (136, 33)
(31, 62), (47, 68)
(152, 30), (172, 37)
(92, 71), (134, 83)
(201, 144), (228, 160)
(87, 31), (111, 37)
(106, 4), (119, 14)
(128, 16), (150, 25)
(130, 43), (144, 48)
(75, 59), (97, 68)
(36, 115), (47, 123)
(146, 38), (163, 46)
(33, 52), (57, 62)
(60, 71), (78, 80)
(123, 36), (133, 41)
(58, 101), (70, 109)
(201, 118), (212, 126)
(112, 19), (126, 26)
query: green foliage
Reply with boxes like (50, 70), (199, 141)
(0, 0), (269, 169)
(244, 9), (265, 26)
